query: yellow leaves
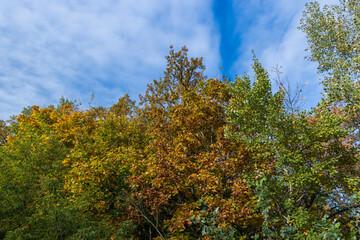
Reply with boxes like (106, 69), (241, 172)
(62, 158), (71, 167)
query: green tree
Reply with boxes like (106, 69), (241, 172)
(299, 0), (360, 104)
(300, 2), (360, 237)
(0, 105), (78, 239)
(226, 57), (359, 238)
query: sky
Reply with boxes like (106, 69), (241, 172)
(0, 0), (339, 120)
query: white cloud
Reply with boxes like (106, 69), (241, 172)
(232, 0), (339, 108)
(0, 0), (220, 119)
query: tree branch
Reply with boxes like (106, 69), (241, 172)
(327, 204), (360, 219)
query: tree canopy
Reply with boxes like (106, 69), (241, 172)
(0, 1), (360, 239)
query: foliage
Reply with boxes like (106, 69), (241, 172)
(0, 1), (360, 237)
(129, 47), (255, 239)
(226, 55), (359, 238)
(299, 0), (360, 104)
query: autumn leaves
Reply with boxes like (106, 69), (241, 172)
(0, 1), (360, 238)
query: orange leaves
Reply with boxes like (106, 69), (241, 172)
(128, 68), (256, 237)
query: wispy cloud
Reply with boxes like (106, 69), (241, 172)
(232, 0), (339, 108)
(0, 0), (220, 119)
(0, 0), (343, 119)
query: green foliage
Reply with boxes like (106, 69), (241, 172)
(226, 54), (359, 238)
(299, 0), (360, 103)
(226, 54), (285, 146)
(190, 202), (236, 240)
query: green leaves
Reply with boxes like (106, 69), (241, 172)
(299, 1), (360, 104)
(226, 55), (285, 149)
(226, 50), (359, 238)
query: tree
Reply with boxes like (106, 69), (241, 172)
(1, 1), (359, 236)
(299, 0), (360, 104)
(0, 102), (133, 239)
(300, 3), (360, 237)
(0, 104), (81, 239)
(128, 47), (257, 239)
(226, 56), (359, 238)
(0, 120), (9, 145)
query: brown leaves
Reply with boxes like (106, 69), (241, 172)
(128, 72), (256, 236)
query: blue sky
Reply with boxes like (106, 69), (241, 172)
(0, 0), (338, 120)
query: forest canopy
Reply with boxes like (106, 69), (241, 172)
(0, 1), (359, 239)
